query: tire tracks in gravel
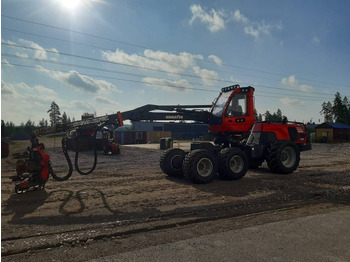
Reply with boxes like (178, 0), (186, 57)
(2, 144), (350, 259)
(2, 197), (341, 257)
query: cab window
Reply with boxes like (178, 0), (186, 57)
(225, 93), (247, 117)
(212, 92), (231, 117)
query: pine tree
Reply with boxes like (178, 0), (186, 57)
(39, 118), (46, 127)
(320, 101), (333, 122)
(47, 101), (61, 126)
(62, 112), (68, 125)
(333, 92), (343, 123)
(342, 96), (350, 124)
(264, 110), (272, 121)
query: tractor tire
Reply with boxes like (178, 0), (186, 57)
(266, 141), (300, 174)
(160, 148), (186, 177)
(183, 149), (218, 184)
(218, 148), (248, 180)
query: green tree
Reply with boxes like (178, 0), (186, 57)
(5, 121), (15, 136)
(320, 101), (333, 122)
(342, 96), (350, 125)
(62, 112), (68, 125)
(39, 118), (46, 127)
(331, 92), (350, 124)
(264, 109), (286, 122)
(1, 120), (5, 137)
(264, 110), (272, 121)
(24, 119), (35, 134)
(276, 109), (283, 121)
(320, 92), (350, 124)
(47, 101), (61, 126)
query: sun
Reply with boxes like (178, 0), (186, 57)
(59, 0), (82, 11)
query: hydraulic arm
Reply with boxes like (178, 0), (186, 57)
(121, 104), (212, 123)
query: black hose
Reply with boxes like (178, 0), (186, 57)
(74, 127), (98, 175)
(50, 137), (73, 181)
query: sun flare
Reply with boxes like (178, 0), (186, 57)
(59, 0), (82, 11)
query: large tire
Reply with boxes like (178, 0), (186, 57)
(218, 148), (248, 180)
(266, 142), (300, 174)
(183, 149), (218, 184)
(160, 148), (186, 177)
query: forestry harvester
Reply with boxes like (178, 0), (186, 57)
(8, 85), (311, 193)
(159, 85), (311, 183)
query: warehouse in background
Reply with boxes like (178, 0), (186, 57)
(315, 122), (350, 143)
(115, 121), (209, 145)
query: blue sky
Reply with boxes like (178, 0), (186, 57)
(1, 0), (350, 125)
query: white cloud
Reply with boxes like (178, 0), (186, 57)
(4, 39), (59, 62)
(280, 98), (305, 106)
(143, 77), (192, 92)
(1, 59), (13, 67)
(36, 66), (120, 93)
(208, 55), (223, 66)
(230, 75), (240, 83)
(15, 52), (29, 59)
(244, 21), (282, 39)
(193, 66), (219, 86)
(230, 9), (282, 39)
(102, 49), (201, 75)
(189, 4), (225, 33)
(95, 96), (120, 106)
(281, 75), (314, 93)
(281, 75), (298, 86)
(19, 39), (48, 59)
(189, 5), (282, 38)
(232, 10), (248, 23)
(1, 80), (59, 124)
(70, 100), (96, 112)
(299, 84), (314, 92)
(18, 82), (57, 95)
(48, 48), (59, 54)
(102, 49), (219, 87)
(313, 36), (320, 45)
(1, 80), (15, 95)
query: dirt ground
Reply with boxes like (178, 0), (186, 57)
(1, 140), (350, 261)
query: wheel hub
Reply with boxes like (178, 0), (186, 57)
(229, 155), (244, 173)
(281, 147), (296, 168)
(170, 155), (183, 170)
(196, 158), (213, 177)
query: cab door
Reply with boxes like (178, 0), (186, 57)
(222, 92), (251, 133)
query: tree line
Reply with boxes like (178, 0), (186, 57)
(255, 108), (287, 122)
(2, 101), (75, 137)
(320, 92), (350, 125)
(2, 94), (350, 138)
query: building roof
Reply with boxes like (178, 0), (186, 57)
(316, 122), (350, 129)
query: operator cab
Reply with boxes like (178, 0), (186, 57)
(210, 85), (255, 137)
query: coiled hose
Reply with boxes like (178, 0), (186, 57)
(74, 128), (98, 175)
(50, 136), (74, 181)
(50, 125), (106, 181)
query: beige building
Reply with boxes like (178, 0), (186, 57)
(315, 122), (350, 143)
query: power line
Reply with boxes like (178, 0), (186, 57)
(1, 15), (150, 50)
(3, 14), (350, 90)
(1, 61), (217, 93)
(2, 43), (342, 98)
(2, 60), (338, 102)
(2, 27), (292, 87)
(1, 53), (219, 89)
(2, 42), (230, 84)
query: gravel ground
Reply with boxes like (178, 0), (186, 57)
(1, 141), (350, 261)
